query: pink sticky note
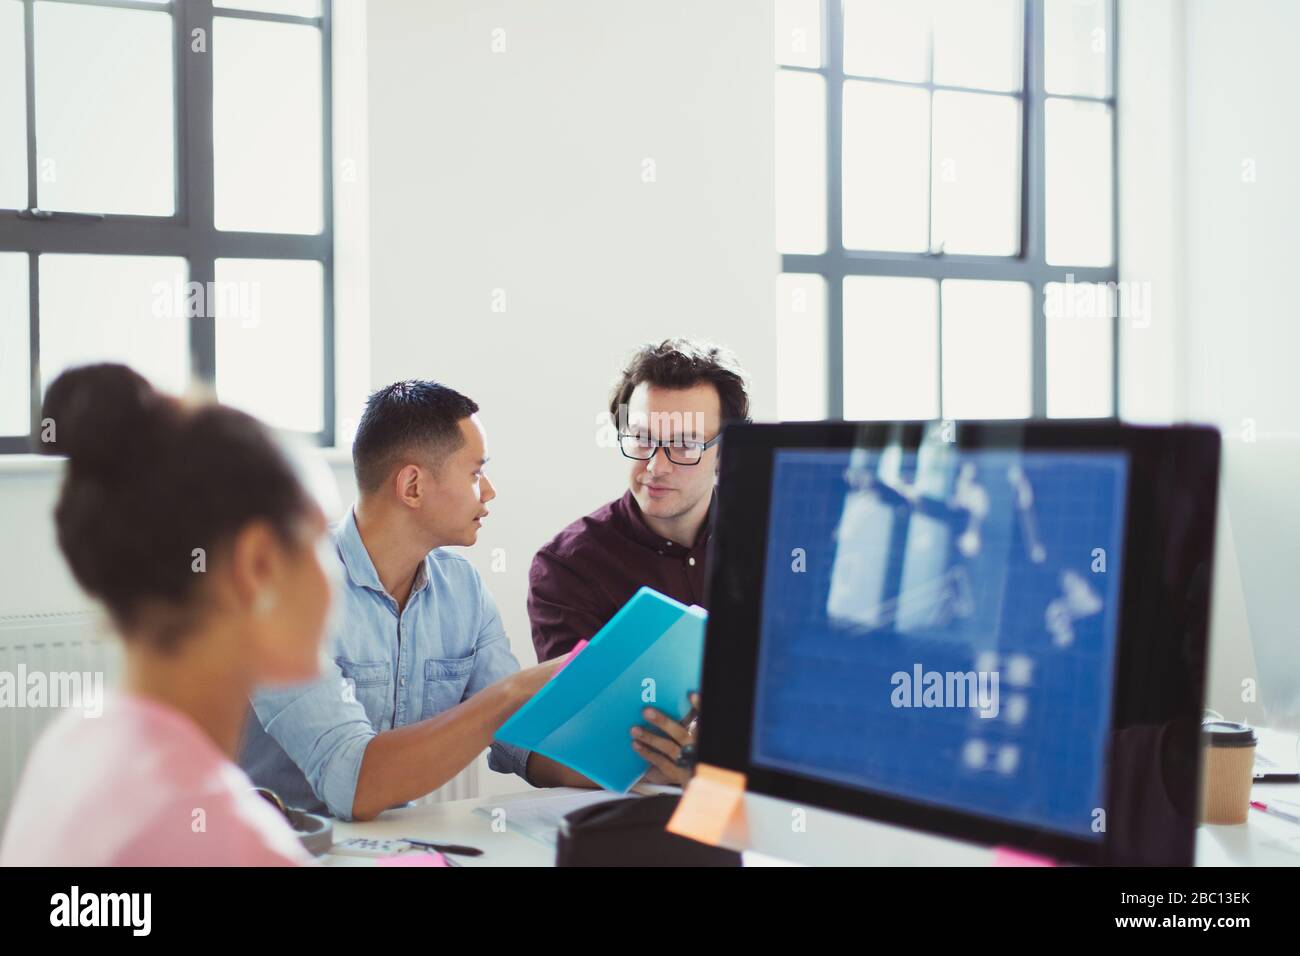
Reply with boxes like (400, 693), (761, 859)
(551, 639), (588, 679)
(378, 852), (449, 867)
(992, 846), (1056, 867)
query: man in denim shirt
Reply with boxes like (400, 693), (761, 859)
(240, 381), (585, 820)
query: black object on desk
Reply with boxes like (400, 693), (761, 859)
(556, 794), (740, 867)
(253, 787), (334, 857)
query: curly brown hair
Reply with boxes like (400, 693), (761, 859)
(608, 338), (751, 425)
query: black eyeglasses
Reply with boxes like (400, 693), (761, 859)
(618, 432), (722, 466)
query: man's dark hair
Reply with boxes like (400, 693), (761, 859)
(608, 338), (751, 426)
(352, 380), (480, 494)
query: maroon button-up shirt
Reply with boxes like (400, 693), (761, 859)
(527, 489), (715, 662)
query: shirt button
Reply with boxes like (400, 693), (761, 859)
(688, 557), (696, 567)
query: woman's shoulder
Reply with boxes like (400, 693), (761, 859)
(1, 697), (310, 867)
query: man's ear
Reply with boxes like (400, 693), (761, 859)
(393, 462), (423, 509)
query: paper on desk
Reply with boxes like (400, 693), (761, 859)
(471, 788), (629, 847)
(1254, 727), (1300, 774)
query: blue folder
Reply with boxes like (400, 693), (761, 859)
(495, 587), (707, 792)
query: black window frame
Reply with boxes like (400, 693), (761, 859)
(0, 0), (335, 453)
(780, 0), (1119, 421)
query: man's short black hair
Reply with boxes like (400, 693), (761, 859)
(352, 380), (480, 494)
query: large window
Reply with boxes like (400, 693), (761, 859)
(0, 0), (334, 453)
(775, 0), (1117, 421)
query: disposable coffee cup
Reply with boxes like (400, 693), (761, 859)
(1200, 721), (1257, 825)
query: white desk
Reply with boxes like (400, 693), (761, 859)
(323, 788), (631, 867)
(1196, 780), (1300, 866)
(325, 782), (1300, 867)
(325, 793), (555, 867)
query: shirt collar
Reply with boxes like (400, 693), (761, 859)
(614, 488), (717, 554)
(335, 507), (431, 598)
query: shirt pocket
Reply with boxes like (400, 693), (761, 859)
(335, 658), (393, 730)
(421, 653), (476, 719)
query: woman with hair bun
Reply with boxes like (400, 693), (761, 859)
(0, 364), (331, 866)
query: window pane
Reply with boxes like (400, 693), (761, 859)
(930, 91), (1020, 256)
(214, 18), (323, 234)
(34, 2), (175, 216)
(1046, 280), (1114, 418)
(775, 0), (821, 68)
(843, 276), (938, 420)
(215, 258), (323, 433)
(1045, 98), (1113, 266)
(843, 81), (929, 252)
(0, 253), (29, 435)
(941, 279), (1031, 419)
(1045, 0), (1110, 98)
(843, 0), (930, 82)
(216, 0), (320, 16)
(776, 273), (827, 421)
(0, 0), (26, 210)
(39, 255), (189, 396)
(775, 70), (826, 254)
(932, 0), (1023, 93)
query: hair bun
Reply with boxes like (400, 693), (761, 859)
(41, 364), (173, 478)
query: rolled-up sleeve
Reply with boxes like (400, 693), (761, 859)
(250, 657), (377, 821)
(465, 576), (531, 780)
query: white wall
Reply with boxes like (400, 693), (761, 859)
(1119, 0), (1299, 725)
(364, 1), (777, 690)
(1181, 0), (1300, 726)
(1117, 0), (1185, 424)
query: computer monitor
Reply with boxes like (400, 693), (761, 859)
(699, 421), (1220, 866)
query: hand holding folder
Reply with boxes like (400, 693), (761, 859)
(496, 587), (707, 792)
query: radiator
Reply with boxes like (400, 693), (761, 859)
(416, 756), (481, 805)
(0, 611), (122, 831)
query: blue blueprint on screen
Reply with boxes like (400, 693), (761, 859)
(751, 445), (1129, 839)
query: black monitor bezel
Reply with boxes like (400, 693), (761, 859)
(698, 420), (1220, 867)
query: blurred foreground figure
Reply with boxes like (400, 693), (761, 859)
(1, 364), (331, 866)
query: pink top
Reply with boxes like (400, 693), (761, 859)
(0, 694), (313, 867)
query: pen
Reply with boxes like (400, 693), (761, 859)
(401, 837), (484, 857)
(1250, 800), (1300, 824)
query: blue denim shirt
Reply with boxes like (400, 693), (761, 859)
(239, 509), (531, 819)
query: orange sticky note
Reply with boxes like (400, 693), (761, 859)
(667, 763), (747, 847)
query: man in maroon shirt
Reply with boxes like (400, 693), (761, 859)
(527, 339), (750, 781)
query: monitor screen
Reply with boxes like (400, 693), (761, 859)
(750, 444), (1129, 840)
